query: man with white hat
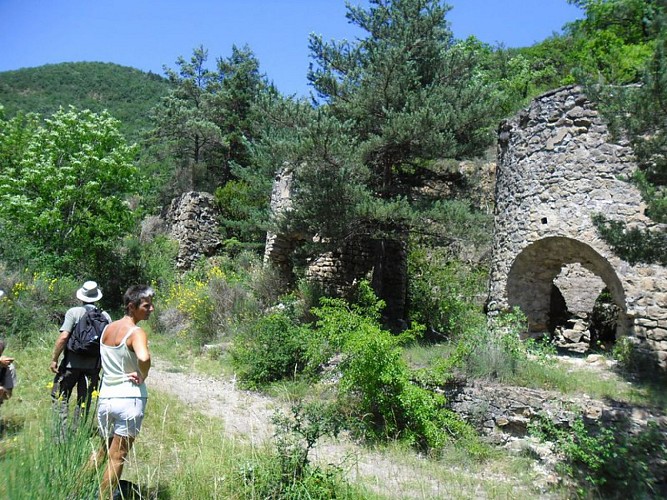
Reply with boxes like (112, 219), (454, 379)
(50, 281), (111, 423)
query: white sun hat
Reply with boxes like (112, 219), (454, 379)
(76, 281), (103, 303)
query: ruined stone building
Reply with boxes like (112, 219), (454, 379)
(263, 85), (666, 368)
(264, 167), (408, 326)
(141, 191), (222, 271)
(487, 85), (667, 368)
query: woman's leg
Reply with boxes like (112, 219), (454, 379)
(99, 434), (135, 500)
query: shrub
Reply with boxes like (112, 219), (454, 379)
(231, 312), (309, 389)
(443, 307), (530, 381)
(236, 401), (355, 499)
(310, 281), (476, 452)
(158, 259), (260, 347)
(162, 273), (216, 345)
(124, 234), (178, 291)
(408, 247), (488, 340)
(0, 269), (79, 345)
(530, 416), (667, 498)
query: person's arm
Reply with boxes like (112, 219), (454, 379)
(50, 331), (69, 373)
(0, 387), (12, 400)
(0, 365), (14, 399)
(0, 356), (13, 368)
(127, 328), (151, 383)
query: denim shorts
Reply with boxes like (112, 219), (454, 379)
(97, 397), (147, 439)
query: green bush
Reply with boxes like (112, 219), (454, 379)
(530, 416), (667, 498)
(408, 247), (488, 340)
(0, 269), (79, 345)
(310, 281), (476, 452)
(442, 307), (530, 382)
(273, 402), (345, 480)
(231, 312), (309, 389)
(121, 234), (178, 291)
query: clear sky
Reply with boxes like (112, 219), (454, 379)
(0, 0), (582, 97)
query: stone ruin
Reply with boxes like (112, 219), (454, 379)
(263, 85), (667, 368)
(488, 85), (667, 368)
(264, 167), (408, 325)
(159, 191), (222, 270)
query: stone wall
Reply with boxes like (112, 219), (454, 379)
(445, 372), (667, 450)
(263, 167), (300, 287)
(306, 238), (408, 324)
(166, 191), (222, 270)
(488, 85), (667, 368)
(264, 166), (408, 324)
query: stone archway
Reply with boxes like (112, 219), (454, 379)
(487, 85), (667, 369)
(506, 236), (627, 340)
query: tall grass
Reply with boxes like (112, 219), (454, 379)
(0, 343), (373, 499)
(0, 412), (100, 499)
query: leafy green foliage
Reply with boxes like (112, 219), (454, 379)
(214, 179), (268, 252)
(149, 45), (273, 209)
(231, 312), (309, 389)
(0, 62), (169, 142)
(530, 415), (667, 497)
(573, 1), (667, 265)
(0, 106), (141, 283)
(245, 0), (505, 290)
(565, 0), (656, 84)
(592, 214), (667, 266)
(440, 307), (530, 382)
(308, 0), (498, 203)
(120, 234), (179, 291)
(408, 245), (488, 340)
(237, 401), (353, 500)
(271, 402), (345, 487)
(0, 268), (80, 345)
(308, 282), (476, 451)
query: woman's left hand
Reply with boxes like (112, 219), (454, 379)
(127, 371), (144, 385)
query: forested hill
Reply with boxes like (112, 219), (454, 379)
(0, 62), (170, 141)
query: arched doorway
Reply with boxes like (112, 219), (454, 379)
(506, 237), (627, 349)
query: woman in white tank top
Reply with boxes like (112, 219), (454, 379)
(93, 284), (154, 499)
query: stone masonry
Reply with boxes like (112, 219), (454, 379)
(264, 166), (408, 324)
(166, 191), (222, 270)
(488, 85), (667, 368)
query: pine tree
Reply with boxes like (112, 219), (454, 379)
(281, 0), (500, 325)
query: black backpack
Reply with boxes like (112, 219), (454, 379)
(66, 307), (110, 357)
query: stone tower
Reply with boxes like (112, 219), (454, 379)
(488, 86), (667, 368)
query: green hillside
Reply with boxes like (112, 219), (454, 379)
(0, 62), (170, 141)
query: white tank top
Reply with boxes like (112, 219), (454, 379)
(98, 326), (148, 399)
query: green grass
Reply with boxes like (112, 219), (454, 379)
(4, 331), (664, 499)
(401, 340), (667, 412)
(0, 342), (374, 499)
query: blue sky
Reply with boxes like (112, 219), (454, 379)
(0, 1), (582, 97)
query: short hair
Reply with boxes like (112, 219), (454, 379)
(123, 285), (155, 314)
(0, 338), (5, 355)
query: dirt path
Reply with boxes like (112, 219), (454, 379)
(146, 359), (550, 499)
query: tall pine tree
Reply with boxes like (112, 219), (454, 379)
(283, 0), (500, 325)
